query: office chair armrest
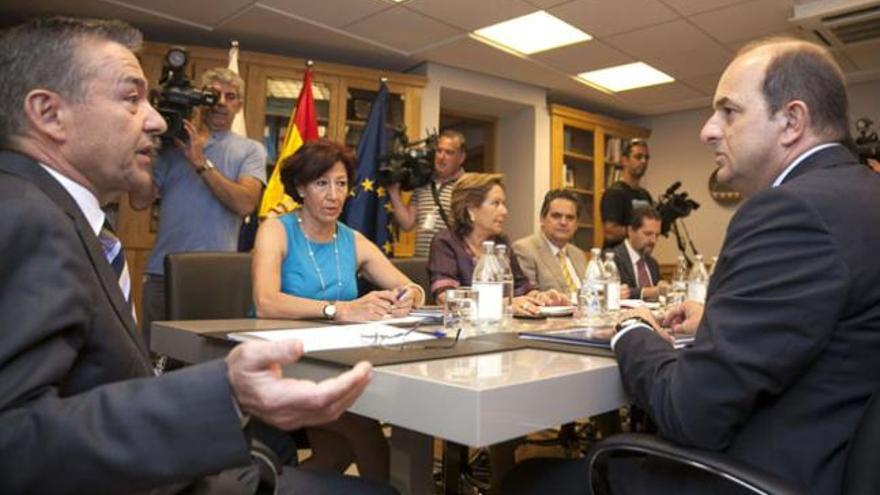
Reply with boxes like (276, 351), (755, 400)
(250, 438), (282, 495)
(586, 433), (800, 495)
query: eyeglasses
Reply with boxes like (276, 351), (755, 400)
(360, 323), (462, 350)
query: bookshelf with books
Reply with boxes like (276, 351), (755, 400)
(550, 104), (650, 249)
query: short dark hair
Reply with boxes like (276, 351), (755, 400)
(280, 139), (356, 203)
(622, 138), (648, 158)
(0, 17), (142, 144)
(450, 173), (504, 238)
(741, 38), (850, 141)
(540, 189), (582, 218)
(630, 205), (661, 230)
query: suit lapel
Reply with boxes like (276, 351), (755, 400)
(0, 151), (149, 359)
(535, 235), (567, 282)
(615, 244), (637, 287)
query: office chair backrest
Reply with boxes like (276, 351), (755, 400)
(164, 252), (253, 320)
(391, 257), (433, 305)
(843, 392), (880, 493)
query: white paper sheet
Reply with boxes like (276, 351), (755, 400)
(228, 323), (436, 353)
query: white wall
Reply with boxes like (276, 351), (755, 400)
(409, 63), (550, 239)
(635, 78), (880, 265)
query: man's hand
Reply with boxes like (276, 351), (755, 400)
(176, 119), (210, 170)
(617, 307), (675, 345)
(533, 289), (571, 306)
(662, 300), (704, 336)
(227, 340), (372, 430)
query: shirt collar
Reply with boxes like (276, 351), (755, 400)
(542, 232), (565, 256)
(39, 163), (105, 236)
(624, 239), (641, 263)
(772, 143), (841, 187)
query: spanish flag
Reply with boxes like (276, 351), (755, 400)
(258, 66), (318, 217)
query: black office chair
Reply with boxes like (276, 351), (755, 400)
(390, 256), (433, 304)
(586, 393), (880, 495)
(164, 251), (253, 320)
(164, 251), (282, 494)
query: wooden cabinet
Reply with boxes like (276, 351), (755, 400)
(550, 104), (650, 250)
(119, 42), (425, 321)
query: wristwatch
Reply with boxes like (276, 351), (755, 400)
(197, 158), (215, 175)
(321, 302), (337, 320)
(615, 315), (652, 333)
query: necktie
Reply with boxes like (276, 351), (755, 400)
(98, 220), (132, 303)
(558, 249), (577, 294)
(636, 258), (651, 288)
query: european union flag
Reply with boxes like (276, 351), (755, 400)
(342, 83), (393, 255)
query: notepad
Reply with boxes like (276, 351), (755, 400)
(228, 323), (435, 353)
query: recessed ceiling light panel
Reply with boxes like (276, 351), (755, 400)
(577, 62), (674, 92)
(473, 11), (591, 55)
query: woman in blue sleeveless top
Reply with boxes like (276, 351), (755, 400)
(252, 139), (424, 483)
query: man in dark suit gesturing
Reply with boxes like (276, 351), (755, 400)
(504, 37), (880, 495)
(0, 17), (394, 495)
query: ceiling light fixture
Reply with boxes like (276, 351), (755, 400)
(473, 11), (591, 55)
(577, 62), (674, 92)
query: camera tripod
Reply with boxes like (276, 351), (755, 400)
(670, 218), (700, 267)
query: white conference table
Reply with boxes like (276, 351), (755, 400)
(151, 318), (627, 495)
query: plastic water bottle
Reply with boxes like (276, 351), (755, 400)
(495, 244), (515, 322)
(472, 241), (504, 332)
(687, 254), (709, 303)
(603, 252), (621, 319)
(578, 248), (606, 325)
(670, 255), (688, 306)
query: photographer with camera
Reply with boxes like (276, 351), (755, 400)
(386, 129), (466, 257)
(601, 138), (653, 249)
(131, 66), (267, 344)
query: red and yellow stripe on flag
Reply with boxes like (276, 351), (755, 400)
(258, 67), (319, 217)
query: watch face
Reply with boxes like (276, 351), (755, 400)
(323, 304), (337, 319)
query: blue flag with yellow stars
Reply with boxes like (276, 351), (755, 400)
(342, 83), (393, 256)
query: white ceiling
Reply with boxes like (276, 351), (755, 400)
(2, 0), (880, 118)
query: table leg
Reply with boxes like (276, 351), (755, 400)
(389, 426), (434, 495)
(442, 442), (469, 495)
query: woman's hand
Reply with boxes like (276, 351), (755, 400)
(335, 290), (398, 321)
(390, 285), (420, 316)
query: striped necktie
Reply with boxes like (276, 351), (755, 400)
(98, 220), (131, 303)
(558, 248), (577, 294)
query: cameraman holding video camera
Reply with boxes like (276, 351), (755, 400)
(386, 129), (466, 257)
(601, 138), (653, 249)
(131, 67), (266, 343)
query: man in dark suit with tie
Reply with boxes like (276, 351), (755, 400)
(611, 205), (664, 301)
(503, 37), (880, 495)
(0, 17), (394, 495)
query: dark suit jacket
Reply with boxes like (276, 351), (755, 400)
(0, 151), (250, 494)
(614, 145), (880, 494)
(612, 241), (660, 298)
(512, 234), (587, 293)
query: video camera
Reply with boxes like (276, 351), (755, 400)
(149, 46), (219, 145)
(854, 117), (879, 164)
(656, 181), (700, 236)
(376, 126), (438, 191)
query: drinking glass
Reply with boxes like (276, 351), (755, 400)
(444, 288), (479, 338)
